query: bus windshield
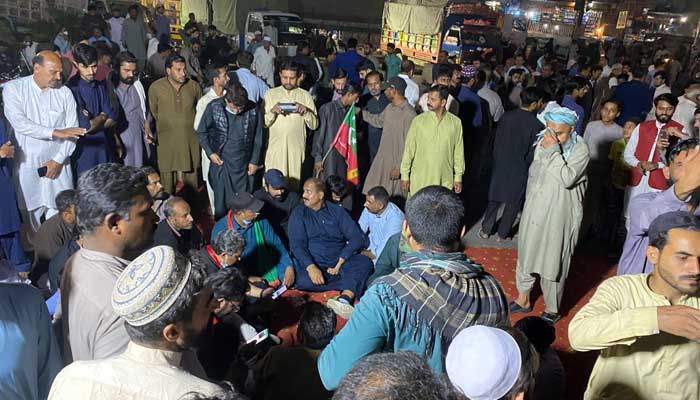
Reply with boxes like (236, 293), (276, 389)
(263, 15), (304, 34)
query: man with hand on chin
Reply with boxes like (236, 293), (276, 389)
(288, 178), (373, 319)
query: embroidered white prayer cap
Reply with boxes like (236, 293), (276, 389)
(112, 246), (192, 326)
(263, 36), (272, 42)
(446, 325), (522, 400)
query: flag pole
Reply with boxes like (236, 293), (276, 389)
(316, 104), (354, 178)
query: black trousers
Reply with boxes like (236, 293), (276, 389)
(481, 199), (521, 239)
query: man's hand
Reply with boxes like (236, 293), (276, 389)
(540, 129), (558, 149)
(53, 127), (86, 140)
(656, 135), (670, 151)
(296, 103), (308, 115)
(88, 113), (107, 133)
(658, 305), (700, 341)
(666, 126), (685, 139)
(144, 124), (155, 145)
(283, 266), (295, 287)
(42, 160), (63, 180)
(314, 162), (323, 176)
(271, 103), (283, 115)
(401, 180), (410, 193)
(247, 163), (259, 176)
(210, 153), (224, 166)
(640, 161), (658, 172)
(306, 264), (325, 285)
(212, 298), (240, 316)
(0, 141), (14, 158)
(327, 258), (345, 276)
(390, 168), (401, 180)
(454, 181), (463, 194)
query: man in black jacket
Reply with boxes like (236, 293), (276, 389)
(153, 196), (203, 255)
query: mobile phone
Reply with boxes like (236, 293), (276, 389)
(659, 129), (668, 140)
(246, 328), (269, 345)
(37, 166), (47, 177)
(279, 102), (298, 113)
(271, 285), (287, 300)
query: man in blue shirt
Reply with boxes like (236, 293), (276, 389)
(317, 186), (509, 390)
(329, 38), (365, 85)
(288, 178), (373, 319)
(232, 51), (269, 104)
(211, 192), (295, 287)
(612, 66), (655, 125)
(0, 283), (63, 400)
(358, 186), (404, 263)
(66, 44), (117, 181)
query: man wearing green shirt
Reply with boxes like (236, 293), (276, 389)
(384, 44), (402, 80)
(400, 85), (465, 197)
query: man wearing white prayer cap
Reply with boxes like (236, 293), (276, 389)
(48, 246), (229, 400)
(446, 325), (538, 400)
(253, 33), (276, 87)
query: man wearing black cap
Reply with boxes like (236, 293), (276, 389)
(211, 192), (295, 287)
(253, 169), (302, 243)
(570, 211), (700, 400)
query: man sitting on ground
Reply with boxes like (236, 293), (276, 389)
(253, 169), (302, 244)
(141, 166), (170, 221)
(153, 197), (204, 255)
(31, 189), (78, 277)
(570, 211), (700, 400)
(49, 246), (227, 399)
(317, 185), (509, 390)
(358, 186), (404, 262)
(288, 178), (373, 319)
(210, 192), (295, 287)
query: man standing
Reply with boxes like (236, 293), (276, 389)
(210, 192), (294, 287)
(263, 62), (318, 187)
(154, 5), (171, 43)
(67, 44), (117, 179)
(477, 69), (504, 123)
(401, 86), (464, 197)
(149, 53), (203, 193)
(360, 71), (390, 163)
(645, 71), (671, 121)
(618, 139), (700, 275)
(362, 77), (416, 200)
(288, 178), (373, 319)
(292, 41), (322, 92)
(153, 196), (203, 255)
(612, 66), (655, 125)
(312, 82), (361, 181)
(623, 93), (685, 216)
(194, 64), (229, 215)
(398, 60), (420, 107)
(570, 211), (700, 400)
(247, 31), (264, 54)
(318, 186), (508, 390)
(418, 64), (460, 116)
(329, 38), (365, 84)
(61, 163), (157, 362)
(50, 246), (226, 399)
(253, 169), (302, 242)
(113, 51), (151, 167)
(673, 82), (700, 137)
(253, 36), (276, 87)
(180, 39), (203, 82)
(147, 43), (173, 80)
(480, 87), (545, 241)
(384, 43), (401, 80)
(3, 51), (85, 231)
(358, 186), (404, 262)
(122, 5), (148, 70)
(196, 85), (263, 218)
(232, 51), (269, 104)
(107, 8), (125, 50)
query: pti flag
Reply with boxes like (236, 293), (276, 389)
(330, 103), (359, 186)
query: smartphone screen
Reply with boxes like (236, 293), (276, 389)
(246, 328), (269, 345)
(659, 130), (668, 140)
(271, 285), (288, 300)
(37, 166), (47, 177)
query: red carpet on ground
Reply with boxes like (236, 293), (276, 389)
(268, 247), (616, 399)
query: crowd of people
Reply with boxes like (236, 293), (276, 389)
(2, 3), (700, 400)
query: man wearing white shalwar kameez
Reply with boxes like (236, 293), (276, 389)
(3, 51), (85, 231)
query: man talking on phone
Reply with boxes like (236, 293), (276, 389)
(3, 50), (86, 231)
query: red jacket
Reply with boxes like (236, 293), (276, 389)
(629, 119), (682, 190)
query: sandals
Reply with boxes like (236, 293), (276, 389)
(509, 301), (532, 314)
(478, 229), (490, 239)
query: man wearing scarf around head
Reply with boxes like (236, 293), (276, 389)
(510, 104), (590, 325)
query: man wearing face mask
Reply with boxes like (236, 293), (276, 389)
(360, 71), (390, 164)
(113, 51), (151, 167)
(253, 169), (302, 243)
(210, 192), (295, 287)
(122, 5), (148, 70)
(196, 84), (263, 219)
(66, 44), (117, 180)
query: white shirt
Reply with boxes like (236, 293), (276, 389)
(48, 341), (225, 400)
(234, 67), (269, 103)
(645, 84), (672, 121)
(398, 73), (419, 107)
(253, 46), (276, 86)
(3, 76), (78, 211)
(107, 17), (125, 45)
(194, 87), (223, 130)
(601, 65), (612, 78)
(21, 42), (37, 67)
(147, 37), (159, 60)
(478, 86), (504, 122)
(583, 120), (623, 162)
(358, 202), (404, 262)
(674, 96), (698, 137)
(418, 90), (459, 115)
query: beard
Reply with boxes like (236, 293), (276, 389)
(48, 78), (62, 88)
(120, 75), (135, 85)
(656, 113), (671, 123)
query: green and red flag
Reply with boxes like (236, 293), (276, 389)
(330, 103), (359, 186)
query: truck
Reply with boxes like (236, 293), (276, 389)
(380, 1), (503, 65)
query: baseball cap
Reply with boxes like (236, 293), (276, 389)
(263, 35), (272, 42)
(228, 192), (264, 213)
(264, 169), (288, 190)
(648, 211), (700, 243)
(387, 76), (407, 95)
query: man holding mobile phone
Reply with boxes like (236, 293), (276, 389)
(3, 50), (86, 231)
